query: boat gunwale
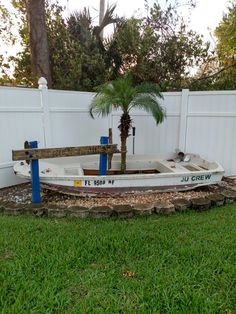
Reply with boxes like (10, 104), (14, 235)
(36, 166), (224, 182)
(13, 153), (225, 183)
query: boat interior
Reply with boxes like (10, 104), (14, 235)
(38, 153), (218, 177)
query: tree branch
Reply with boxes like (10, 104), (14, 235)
(196, 62), (236, 81)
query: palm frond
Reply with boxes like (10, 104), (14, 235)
(89, 84), (114, 118)
(93, 4), (119, 38)
(90, 74), (137, 118)
(131, 93), (166, 124)
(134, 82), (164, 99)
(99, 4), (119, 30)
(89, 74), (165, 124)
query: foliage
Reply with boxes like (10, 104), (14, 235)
(189, 2), (236, 90)
(2, 0), (48, 86)
(213, 2), (236, 89)
(64, 5), (119, 91)
(215, 2), (236, 65)
(0, 0), (212, 91)
(0, 1), (117, 90)
(0, 205), (236, 313)
(0, 4), (19, 83)
(4, 0), (236, 91)
(89, 73), (165, 172)
(108, 2), (210, 91)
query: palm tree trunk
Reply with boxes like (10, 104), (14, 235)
(119, 112), (132, 173)
(120, 134), (127, 173)
(99, 0), (105, 40)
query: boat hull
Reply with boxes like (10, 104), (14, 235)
(14, 153), (224, 195)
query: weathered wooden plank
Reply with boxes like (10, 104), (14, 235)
(12, 144), (120, 161)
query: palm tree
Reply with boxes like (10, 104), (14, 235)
(67, 5), (119, 51)
(89, 73), (165, 173)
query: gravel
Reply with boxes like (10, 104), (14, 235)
(0, 181), (231, 208)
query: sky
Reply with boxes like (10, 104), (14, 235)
(59, 0), (230, 41)
(0, 0), (231, 56)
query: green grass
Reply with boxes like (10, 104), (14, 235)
(0, 205), (236, 314)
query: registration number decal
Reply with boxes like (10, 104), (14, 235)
(74, 179), (115, 187)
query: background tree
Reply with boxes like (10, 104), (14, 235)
(108, 2), (210, 91)
(66, 5), (119, 90)
(0, 5), (14, 83)
(213, 2), (236, 89)
(0, 0), (217, 91)
(5, 1), (118, 90)
(188, 2), (236, 90)
(27, 0), (52, 87)
(2, 0), (52, 86)
(89, 73), (165, 173)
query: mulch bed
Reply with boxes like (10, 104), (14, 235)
(0, 177), (236, 218)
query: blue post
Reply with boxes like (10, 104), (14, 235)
(29, 141), (41, 203)
(99, 136), (109, 176)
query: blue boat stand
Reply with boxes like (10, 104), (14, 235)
(29, 137), (109, 203)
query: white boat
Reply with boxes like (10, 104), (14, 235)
(13, 152), (224, 195)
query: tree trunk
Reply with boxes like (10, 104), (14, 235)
(27, 0), (52, 87)
(119, 112), (132, 173)
(120, 134), (127, 173)
(99, 0), (105, 40)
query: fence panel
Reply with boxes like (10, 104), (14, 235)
(0, 86), (45, 187)
(185, 91), (236, 174)
(0, 83), (235, 189)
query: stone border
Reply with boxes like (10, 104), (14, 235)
(0, 188), (236, 219)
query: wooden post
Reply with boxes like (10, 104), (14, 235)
(29, 141), (41, 203)
(99, 136), (108, 175)
(108, 128), (113, 169)
(132, 127), (136, 155)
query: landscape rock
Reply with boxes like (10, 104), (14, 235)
(67, 205), (89, 218)
(113, 204), (134, 218)
(89, 206), (113, 218)
(207, 193), (225, 206)
(47, 204), (67, 218)
(0, 202), (7, 212)
(3, 203), (23, 215)
(191, 197), (211, 211)
(132, 203), (154, 215)
(171, 198), (191, 212)
(154, 202), (175, 214)
(220, 190), (236, 204)
(228, 186), (236, 192)
(23, 203), (47, 216)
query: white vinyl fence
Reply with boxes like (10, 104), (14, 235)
(0, 78), (236, 188)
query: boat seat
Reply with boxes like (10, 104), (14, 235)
(162, 160), (205, 173)
(64, 166), (84, 176)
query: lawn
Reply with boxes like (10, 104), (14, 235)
(0, 205), (236, 314)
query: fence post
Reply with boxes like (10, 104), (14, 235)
(38, 77), (52, 148)
(99, 136), (109, 175)
(178, 89), (189, 152)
